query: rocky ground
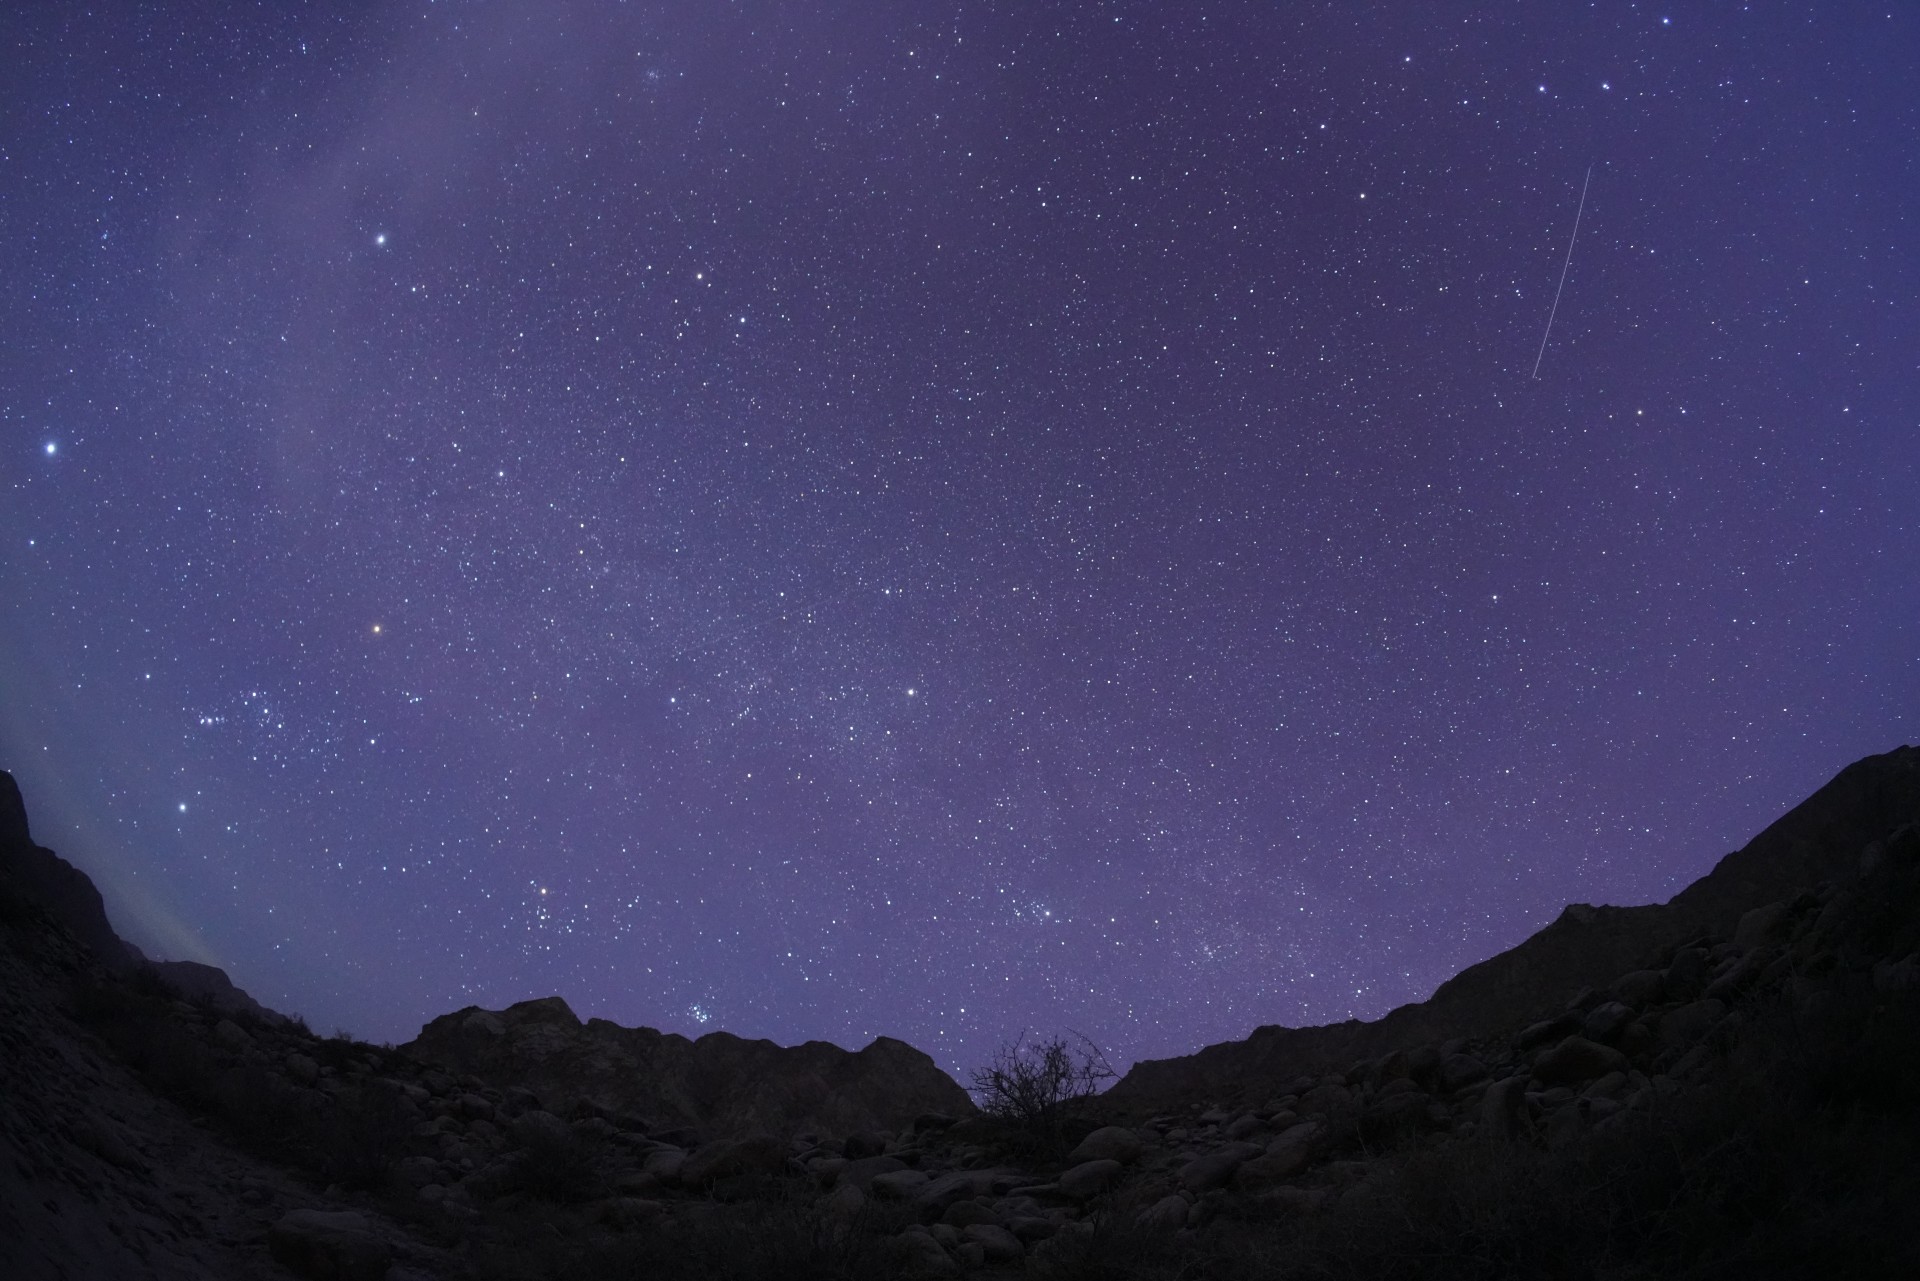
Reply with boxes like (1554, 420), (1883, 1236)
(5, 754), (1920, 1279)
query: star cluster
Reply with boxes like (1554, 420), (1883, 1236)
(3, 3), (1915, 1076)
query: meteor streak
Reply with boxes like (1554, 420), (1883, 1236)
(1531, 164), (1593, 380)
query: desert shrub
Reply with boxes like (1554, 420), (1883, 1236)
(970, 1031), (1115, 1144)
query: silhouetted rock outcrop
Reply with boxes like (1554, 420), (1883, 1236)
(1103, 744), (1920, 1113)
(0, 772), (137, 970)
(405, 995), (976, 1137)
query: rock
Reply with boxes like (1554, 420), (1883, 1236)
(1066, 1125), (1145, 1165)
(1517, 1012), (1583, 1050)
(843, 1130), (891, 1158)
(1008, 1216), (1058, 1243)
(1612, 969), (1668, 1007)
(405, 996), (975, 1138)
(599, 1197), (664, 1230)
(266, 1209), (391, 1281)
(1056, 1159), (1122, 1200)
(1297, 1083), (1353, 1116)
(892, 1226), (960, 1278)
(1532, 1036), (1627, 1087)
(911, 1168), (1000, 1212)
(940, 1199), (997, 1229)
(1245, 1185), (1332, 1216)
(912, 1111), (960, 1135)
(871, 1168), (931, 1200)
(614, 1171), (662, 1197)
(679, 1134), (786, 1185)
(1582, 1071), (1628, 1100)
(286, 1052), (321, 1086)
(455, 1093), (495, 1120)
(1657, 1000), (1725, 1050)
(1665, 948), (1711, 997)
(1581, 1002), (1637, 1045)
(1479, 1075), (1530, 1141)
(821, 1181), (866, 1219)
(641, 1146), (685, 1183)
(961, 1223), (1025, 1264)
(1735, 901), (1792, 950)
(1435, 1053), (1489, 1094)
(1704, 949), (1772, 1001)
(510, 1110), (572, 1149)
(1264, 1120), (1321, 1169)
(1137, 1193), (1192, 1230)
(843, 1154), (907, 1189)
(462, 1010), (507, 1037)
(1873, 955), (1920, 992)
(1363, 1089), (1434, 1138)
(1546, 1100), (1588, 1148)
(1177, 1141), (1263, 1192)
(1617, 1020), (1655, 1061)
(213, 1019), (253, 1053)
(1223, 1113), (1266, 1140)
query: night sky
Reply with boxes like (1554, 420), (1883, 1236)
(4, 3), (1915, 1078)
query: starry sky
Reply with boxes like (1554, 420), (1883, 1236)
(3, 2), (1916, 1078)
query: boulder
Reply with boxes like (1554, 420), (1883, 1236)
(1734, 901), (1792, 950)
(640, 1146), (685, 1183)
(1265, 1120), (1321, 1167)
(843, 1154), (907, 1189)
(679, 1134), (786, 1186)
(1581, 1002), (1637, 1045)
(1479, 1074), (1530, 1141)
(871, 1168), (931, 1200)
(1223, 1113), (1266, 1140)
(1517, 1012), (1584, 1051)
(911, 1168), (1000, 1213)
(1704, 949), (1772, 1001)
(598, 1197), (664, 1230)
(1532, 1036), (1627, 1087)
(843, 1130), (891, 1158)
(940, 1200), (997, 1229)
(510, 1110), (572, 1149)
(1611, 969), (1668, 1007)
(1137, 1194), (1193, 1230)
(1657, 1000), (1725, 1050)
(1177, 1141), (1263, 1192)
(1065, 1125), (1144, 1165)
(213, 1019), (253, 1053)
(1435, 1053), (1489, 1094)
(1362, 1089), (1434, 1138)
(892, 1226), (960, 1278)
(821, 1181), (866, 1219)
(1056, 1159), (1123, 1200)
(266, 1210), (391, 1281)
(1665, 948), (1711, 997)
(961, 1223), (1025, 1264)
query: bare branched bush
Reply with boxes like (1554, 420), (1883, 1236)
(970, 1031), (1115, 1138)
